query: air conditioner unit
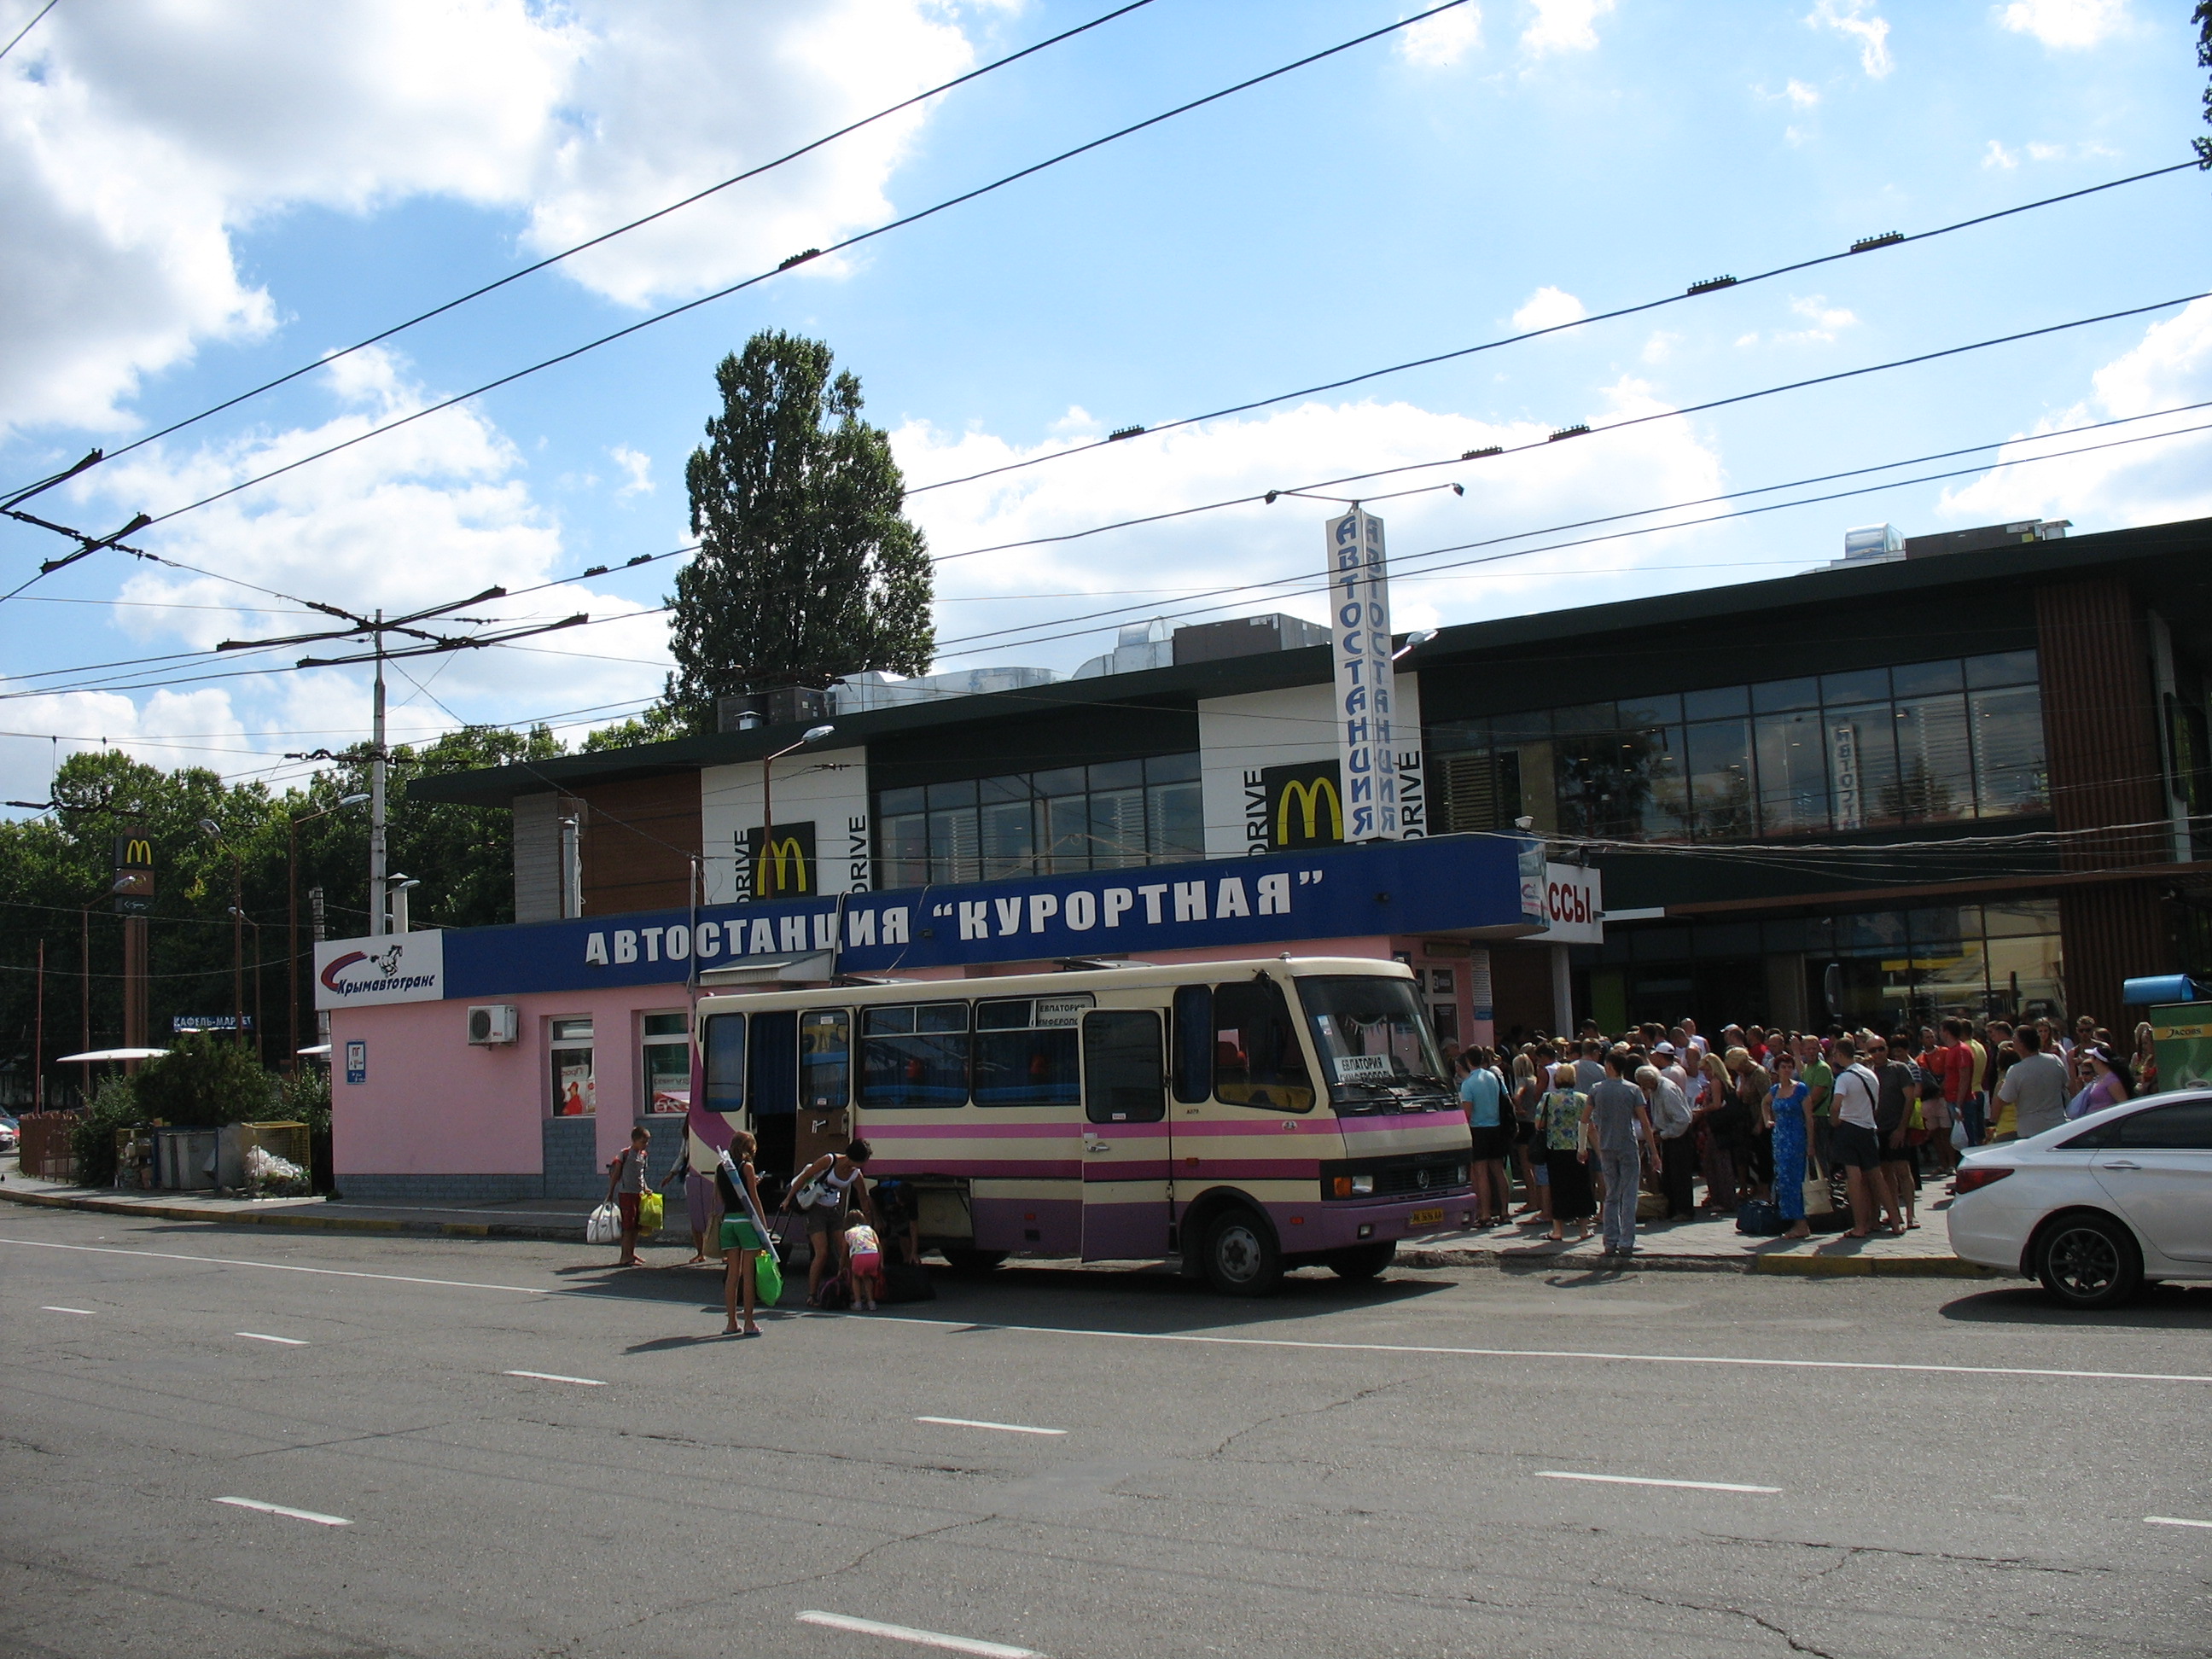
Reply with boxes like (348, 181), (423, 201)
(467, 1004), (518, 1045)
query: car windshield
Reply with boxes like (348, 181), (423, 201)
(1295, 975), (1452, 1109)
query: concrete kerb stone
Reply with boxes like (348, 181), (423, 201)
(0, 1183), (589, 1244)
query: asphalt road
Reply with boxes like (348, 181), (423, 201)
(2, 1206), (2207, 1659)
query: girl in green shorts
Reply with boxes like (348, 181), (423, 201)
(718, 1131), (770, 1336)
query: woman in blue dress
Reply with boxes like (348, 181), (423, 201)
(1762, 1051), (1815, 1240)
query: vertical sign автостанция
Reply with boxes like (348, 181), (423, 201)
(1326, 507), (1400, 841)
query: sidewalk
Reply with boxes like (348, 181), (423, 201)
(2, 1159), (1995, 1278)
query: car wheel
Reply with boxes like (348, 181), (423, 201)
(2033, 1213), (2142, 1310)
(940, 1248), (1007, 1276)
(1202, 1208), (1284, 1297)
(1328, 1242), (1398, 1280)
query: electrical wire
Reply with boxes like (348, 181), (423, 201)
(118, 2), (1475, 536)
(905, 159), (2203, 498)
(0, 0), (55, 64)
(0, 0), (1161, 499)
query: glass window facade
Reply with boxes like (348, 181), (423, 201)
(1430, 652), (2046, 841)
(876, 753), (1203, 886)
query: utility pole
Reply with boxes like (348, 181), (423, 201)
(79, 906), (89, 1106)
(370, 610), (387, 937)
(309, 886), (330, 1045)
(290, 796), (366, 1068)
(33, 938), (44, 1112)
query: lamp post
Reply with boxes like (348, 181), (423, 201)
(199, 819), (245, 1047)
(230, 906), (265, 1064)
(757, 723), (835, 900)
(289, 794), (368, 1070)
(385, 874), (420, 934)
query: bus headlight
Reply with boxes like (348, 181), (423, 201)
(1350, 1173), (1375, 1196)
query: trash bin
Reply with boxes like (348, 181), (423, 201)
(156, 1128), (218, 1190)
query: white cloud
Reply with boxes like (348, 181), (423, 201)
(893, 382), (1728, 673)
(1641, 331), (1682, 365)
(608, 445), (655, 498)
(0, 1), (980, 437)
(1939, 297), (2212, 529)
(1984, 138), (2019, 168)
(1399, 4), (1482, 67)
(1511, 286), (1588, 331)
(1996, 0), (2130, 49)
(1807, 0), (1894, 78)
(1522, 0), (1613, 54)
(1778, 294), (1860, 343)
(0, 689), (259, 809)
(1785, 79), (1821, 108)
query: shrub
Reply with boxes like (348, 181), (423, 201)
(133, 1033), (274, 1129)
(70, 1073), (143, 1187)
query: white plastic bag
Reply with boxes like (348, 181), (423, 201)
(585, 1201), (621, 1245)
(1950, 1120), (1970, 1150)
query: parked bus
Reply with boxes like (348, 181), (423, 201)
(693, 957), (1474, 1295)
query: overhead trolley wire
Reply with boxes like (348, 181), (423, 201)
(118, 2), (1476, 535)
(905, 158), (2203, 498)
(0, 0), (1162, 500)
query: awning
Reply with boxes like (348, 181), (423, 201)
(296, 1044), (334, 1058)
(56, 1046), (170, 1063)
(696, 950), (838, 987)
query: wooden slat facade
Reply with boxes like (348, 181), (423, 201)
(575, 774), (701, 917)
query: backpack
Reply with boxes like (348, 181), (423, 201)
(1735, 1199), (1784, 1237)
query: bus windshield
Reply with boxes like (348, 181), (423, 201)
(1295, 975), (1452, 1111)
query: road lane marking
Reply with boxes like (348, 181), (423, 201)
(2146, 1516), (2212, 1529)
(841, 1311), (2212, 1388)
(915, 1416), (1067, 1436)
(0, 1237), (550, 1295)
(236, 1331), (308, 1346)
(39, 1306), (93, 1315)
(214, 1496), (350, 1527)
(1539, 1470), (1781, 1494)
(796, 1610), (1041, 1657)
(505, 1370), (606, 1386)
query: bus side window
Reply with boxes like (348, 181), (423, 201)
(1212, 979), (1313, 1113)
(800, 1009), (851, 1109)
(1172, 984), (1211, 1103)
(1084, 1010), (1164, 1123)
(702, 1013), (745, 1112)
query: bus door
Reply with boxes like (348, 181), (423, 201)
(1080, 1009), (1170, 1258)
(746, 1010), (799, 1181)
(793, 1009), (853, 1185)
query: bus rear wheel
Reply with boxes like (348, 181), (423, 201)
(1328, 1242), (1396, 1280)
(1202, 1208), (1283, 1297)
(940, 1247), (1007, 1277)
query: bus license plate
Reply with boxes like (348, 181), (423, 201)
(1408, 1207), (1444, 1229)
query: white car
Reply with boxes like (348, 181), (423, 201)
(1947, 1091), (2212, 1308)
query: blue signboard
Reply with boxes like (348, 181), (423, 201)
(439, 833), (1528, 1000)
(345, 1039), (367, 1085)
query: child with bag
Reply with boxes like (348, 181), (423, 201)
(603, 1123), (655, 1269)
(715, 1132), (782, 1337)
(843, 1219), (885, 1311)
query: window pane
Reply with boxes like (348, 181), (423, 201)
(858, 1004), (969, 1107)
(1985, 931), (2065, 1022)
(917, 1002), (970, 1033)
(1639, 726), (1689, 839)
(880, 812), (928, 889)
(1090, 787), (1148, 869)
(927, 778), (976, 808)
(552, 1017), (593, 1041)
(928, 805), (981, 883)
(1033, 765), (1086, 797)
(1684, 684), (1749, 720)
(1751, 677), (1819, 713)
(1616, 692), (1682, 727)
(1984, 898), (2060, 937)
(701, 1014), (744, 1113)
(977, 773), (1030, 804)
(552, 1045), (595, 1115)
(1429, 718), (1487, 754)
(1553, 702), (1615, 736)
(2111, 1102), (2212, 1149)
(1089, 758), (1144, 790)
(1083, 1010), (1165, 1123)
(1044, 795), (1090, 873)
(1493, 710), (1551, 744)
(1173, 984), (1213, 1103)
(1148, 779), (1204, 861)
(975, 1010), (1080, 1106)
(1555, 731), (1635, 839)
(1145, 751), (1201, 783)
(1891, 695), (1973, 821)
(1820, 667), (1889, 706)
(800, 1009), (850, 1109)
(978, 798), (1037, 880)
(863, 1006), (913, 1034)
(644, 1040), (690, 1113)
(1970, 687), (2047, 817)
(1965, 649), (2038, 690)
(1754, 710), (1829, 835)
(1892, 659), (1965, 698)
(1825, 704), (1901, 831)
(877, 786), (924, 817)
(1685, 718), (1754, 840)
(643, 1011), (687, 1039)
(1212, 978), (1315, 1112)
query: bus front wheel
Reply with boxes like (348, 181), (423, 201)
(1328, 1242), (1396, 1280)
(1202, 1209), (1283, 1297)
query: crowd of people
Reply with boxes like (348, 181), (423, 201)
(1447, 1010), (2155, 1259)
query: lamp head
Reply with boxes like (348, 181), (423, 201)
(339, 793), (370, 807)
(801, 724), (836, 745)
(198, 818), (220, 838)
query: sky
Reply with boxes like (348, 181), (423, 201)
(2, 0), (2209, 810)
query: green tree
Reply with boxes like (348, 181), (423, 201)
(662, 330), (934, 732)
(131, 1032), (274, 1128)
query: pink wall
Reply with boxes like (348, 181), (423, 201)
(331, 985), (693, 1177)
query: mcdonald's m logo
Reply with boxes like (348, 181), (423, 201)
(742, 822), (817, 899)
(115, 829), (155, 870)
(1260, 761), (1343, 849)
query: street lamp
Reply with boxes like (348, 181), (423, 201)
(385, 873), (421, 934)
(758, 723), (835, 900)
(228, 905), (265, 1063)
(199, 819), (246, 1048)
(289, 794), (369, 1070)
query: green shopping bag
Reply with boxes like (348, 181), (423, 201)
(753, 1249), (783, 1307)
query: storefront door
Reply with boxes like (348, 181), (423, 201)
(1079, 1010), (1170, 1259)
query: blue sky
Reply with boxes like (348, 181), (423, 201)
(2, 0), (2207, 807)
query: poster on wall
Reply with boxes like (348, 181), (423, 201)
(556, 1065), (595, 1116)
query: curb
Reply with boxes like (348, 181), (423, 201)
(1400, 1243), (1997, 1279)
(0, 1183), (590, 1244)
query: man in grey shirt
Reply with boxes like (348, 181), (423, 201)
(1996, 1025), (2070, 1140)
(1574, 1039), (1607, 1097)
(1588, 1052), (1655, 1256)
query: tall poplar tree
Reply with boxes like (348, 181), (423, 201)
(662, 331), (934, 731)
